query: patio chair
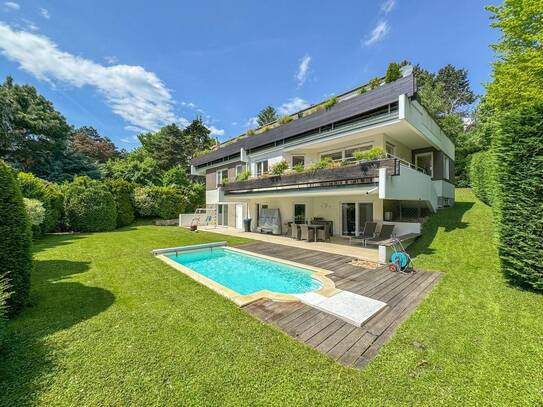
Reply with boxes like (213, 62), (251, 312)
(291, 223), (301, 240)
(316, 223), (331, 242)
(299, 224), (315, 242)
(349, 222), (377, 246)
(365, 224), (395, 246)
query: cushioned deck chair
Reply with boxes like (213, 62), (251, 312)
(349, 222), (377, 247)
(365, 224), (395, 246)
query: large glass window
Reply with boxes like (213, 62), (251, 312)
(292, 155), (305, 167)
(345, 145), (371, 159)
(385, 142), (396, 156)
(341, 203), (356, 235)
(255, 160), (268, 176)
(217, 169), (229, 185)
(294, 204), (306, 224)
(357, 203), (373, 234)
(321, 151), (343, 161)
(415, 152), (434, 177)
(443, 156), (450, 179)
(235, 164), (245, 177)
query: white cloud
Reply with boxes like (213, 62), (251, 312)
(231, 121), (238, 126)
(120, 137), (131, 143)
(22, 19), (38, 31)
(40, 7), (50, 19)
(124, 125), (147, 133)
(181, 101), (196, 109)
(245, 116), (258, 127)
(0, 22), (178, 131)
(277, 97), (310, 115)
(206, 125), (224, 136)
(381, 0), (395, 14)
(364, 20), (389, 46)
(3, 2), (19, 10)
(295, 54), (311, 87)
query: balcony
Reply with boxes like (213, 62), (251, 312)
(221, 158), (400, 194)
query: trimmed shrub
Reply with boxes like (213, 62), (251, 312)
(0, 275), (11, 347)
(17, 172), (63, 235)
(64, 183), (117, 232)
(468, 151), (496, 206)
(0, 161), (32, 316)
(184, 182), (205, 213)
(493, 103), (543, 291)
(106, 179), (135, 227)
(23, 198), (46, 234)
(134, 186), (185, 219)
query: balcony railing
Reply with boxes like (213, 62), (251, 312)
(221, 158), (399, 194)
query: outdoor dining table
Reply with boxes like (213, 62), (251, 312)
(307, 224), (325, 242)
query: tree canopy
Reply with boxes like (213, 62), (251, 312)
(256, 106), (278, 127)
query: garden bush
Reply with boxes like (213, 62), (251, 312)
(0, 161), (32, 316)
(17, 172), (63, 235)
(493, 103), (543, 291)
(64, 183), (117, 232)
(468, 150), (496, 206)
(134, 186), (185, 219)
(0, 275), (11, 348)
(23, 198), (46, 236)
(106, 179), (135, 227)
(270, 160), (289, 176)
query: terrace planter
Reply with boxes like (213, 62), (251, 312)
(223, 158), (398, 193)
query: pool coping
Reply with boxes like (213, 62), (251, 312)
(154, 245), (339, 306)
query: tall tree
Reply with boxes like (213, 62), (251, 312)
(435, 65), (477, 115)
(0, 77), (71, 178)
(138, 118), (213, 171)
(256, 106), (278, 127)
(69, 126), (118, 163)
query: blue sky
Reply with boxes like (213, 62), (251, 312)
(0, 0), (497, 148)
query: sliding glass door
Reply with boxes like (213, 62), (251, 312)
(341, 203), (356, 236)
(341, 202), (373, 236)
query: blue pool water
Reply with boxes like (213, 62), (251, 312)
(167, 248), (322, 295)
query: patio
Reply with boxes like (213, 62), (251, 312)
(198, 225), (380, 262)
(236, 241), (441, 368)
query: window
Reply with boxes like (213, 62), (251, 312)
(321, 151), (343, 161)
(235, 164), (245, 177)
(385, 142), (396, 156)
(443, 156), (450, 180)
(217, 169), (229, 185)
(415, 152), (434, 177)
(294, 204), (306, 224)
(345, 145), (371, 159)
(255, 160), (268, 176)
(292, 155), (305, 167)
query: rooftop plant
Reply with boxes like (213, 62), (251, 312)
(246, 128), (255, 137)
(324, 96), (338, 109)
(385, 62), (402, 83)
(279, 115), (293, 125)
(236, 168), (251, 181)
(270, 160), (289, 176)
(368, 77), (382, 90)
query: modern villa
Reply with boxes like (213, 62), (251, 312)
(190, 70), (455, 262)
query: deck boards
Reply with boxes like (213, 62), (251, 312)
(239, 241), (441, 369)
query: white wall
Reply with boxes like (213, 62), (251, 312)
(432, 180), (455, 199)
(379, 166), (438, 211)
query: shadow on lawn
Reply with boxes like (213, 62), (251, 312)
(409, 201), (474, 258)
(0, 259), (114, 406)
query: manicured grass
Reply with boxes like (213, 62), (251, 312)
(1, 189), (542, 405)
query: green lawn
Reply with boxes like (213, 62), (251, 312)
(1, 189), (542, 405)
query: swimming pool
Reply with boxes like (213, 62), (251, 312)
(166, 247), (322, 296)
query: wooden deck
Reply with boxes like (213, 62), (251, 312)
(238, 241), (441, 369)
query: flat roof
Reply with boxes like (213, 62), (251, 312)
(192, 75), (416, 167)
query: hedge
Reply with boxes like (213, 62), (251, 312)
(0, 275), (11, 348)
(64, 184), (117, 232)
(17, 172), (63, 235)
(468, 150), (496, 206)
(493, 103), (543, 291)
(134, 186), (185, 219)
(0, 161), (32, 316)
(106, 179), (135, 227)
